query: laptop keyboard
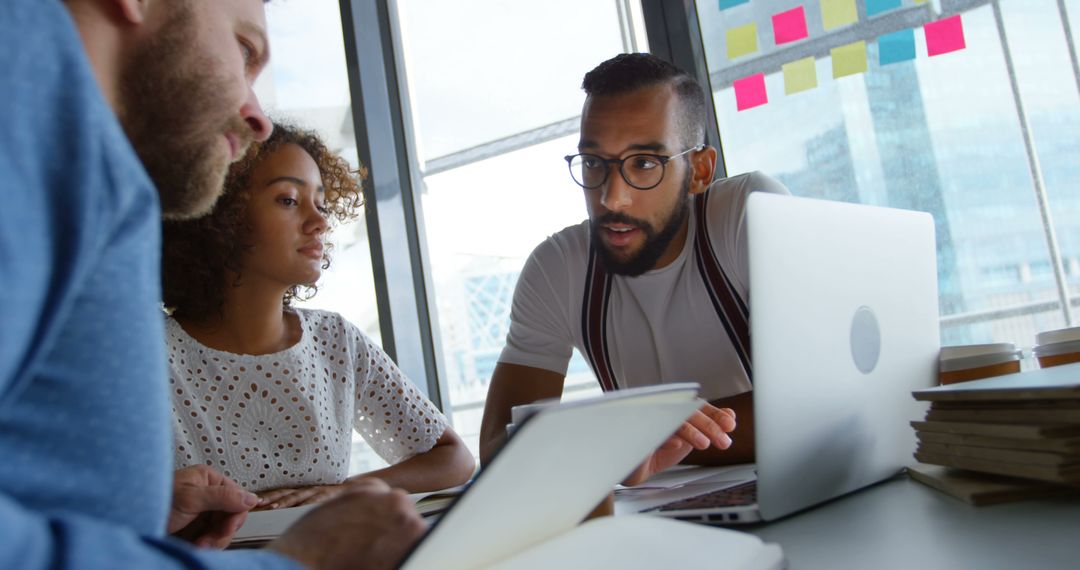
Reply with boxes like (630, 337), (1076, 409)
(646, 480), (758, 512)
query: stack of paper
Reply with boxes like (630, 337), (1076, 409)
(910, 362), (1080, 487)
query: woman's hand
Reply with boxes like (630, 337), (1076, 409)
(255, 484), (351, 510)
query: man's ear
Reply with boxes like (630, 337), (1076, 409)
(688, 145), (718, 195)
(113, 0), (150, 25)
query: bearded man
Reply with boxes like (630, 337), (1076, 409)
(479, 53), (790, 483)
(0, 1), (423, 568)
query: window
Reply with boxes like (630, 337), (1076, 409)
(392, 0), (649, 455)
(695, 0), (1080, 352)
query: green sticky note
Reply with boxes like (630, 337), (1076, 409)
(832, 41), (868, 78)
(821, 0), (857, 31)
(783, 57), (818, 95)
(727, 23), (758, 59)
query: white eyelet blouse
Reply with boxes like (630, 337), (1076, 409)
(166, 308), (448, 492)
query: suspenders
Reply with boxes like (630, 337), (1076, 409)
(580, 192), (752, 392)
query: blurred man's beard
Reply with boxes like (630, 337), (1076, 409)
(118, 3), (252, 220)
(591, 173), (691, 277)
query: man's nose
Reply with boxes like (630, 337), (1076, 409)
(241, 87), (273, 142)
(600, 166), (634, 212)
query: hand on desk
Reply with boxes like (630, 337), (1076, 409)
(269, 478), (427, 570)
(255, 484), (352, 510)
(168, 464), (260, 548)
(623, 403), (736, 486)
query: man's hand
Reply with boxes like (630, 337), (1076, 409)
(623, 402), (737, 486)
(168, 465), (260, 548)
(269, 478), (427, 570)
(255, 484), (350, 510)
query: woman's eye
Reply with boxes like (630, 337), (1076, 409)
(279, 197), (298, 206)
(316, 205), (330, 215)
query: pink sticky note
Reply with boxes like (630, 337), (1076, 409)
(773, 7), (809, 45)
(733, 73), (768, 111)
(925, 14), (966, 57)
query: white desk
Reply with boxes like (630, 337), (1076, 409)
(745, 475), (1080, 569)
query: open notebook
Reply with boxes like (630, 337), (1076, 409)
(234, 384), (784, 569)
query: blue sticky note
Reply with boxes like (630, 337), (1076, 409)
(879, 28), (916, 65)
(720, 0), (750, 10)
(866, 0), (902, 17)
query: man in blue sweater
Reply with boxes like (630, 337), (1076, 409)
(0, 0), (425, 568)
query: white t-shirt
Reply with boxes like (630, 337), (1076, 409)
(167, 308), (448, 492)
(499, 172), (789, 401)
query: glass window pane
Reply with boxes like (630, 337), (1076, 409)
(696, 0), (1077, 350)
(259, 0), (385, 474)
(397, 0), (628, 160)
(396, 1), (638, 456)
(1031, 0), (1080, 310)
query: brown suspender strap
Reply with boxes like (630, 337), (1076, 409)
(581, 191), (752, 392)
(581, 248), (618, 392)
(692, 192), (753, 381)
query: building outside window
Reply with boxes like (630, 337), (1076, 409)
(695, 0), (1079, 350)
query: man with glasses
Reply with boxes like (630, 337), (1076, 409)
(480, 53), (788, 483)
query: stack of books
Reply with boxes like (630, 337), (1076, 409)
(910, 362), (1080, 492)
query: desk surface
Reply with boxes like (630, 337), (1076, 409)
(745, 475), (1080, 570)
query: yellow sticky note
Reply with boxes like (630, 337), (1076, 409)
(832, 41), (868, 78)
(821, 0), (857, 31)
(783, 57), (818, 95)
(914, 0), (927, 3)
(727, 23), (758, 60)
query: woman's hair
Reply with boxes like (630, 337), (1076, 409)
(162, 120), (366, 320)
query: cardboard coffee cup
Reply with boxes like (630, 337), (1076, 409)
(506, 399), (561, 437)
(938, 343), (1022, 384)
(1033, 326), (1080, 368)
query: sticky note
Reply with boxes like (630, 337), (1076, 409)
(914, 0), (927, 4)
(773, 7), (809, 45)
(866, 0), (902, 17)
(733, 73), (768, 111)
(879, 28), (916, 65)
(832, 41), (868, 78)
(783, 57), (818, 95)
(926, 15), (967, 57)
(821, 0), (858, 31)
(727, 23), (759, 59)
(719, 0), (750, 10)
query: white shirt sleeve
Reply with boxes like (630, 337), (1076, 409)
(497, 236), (579, 376)
(347, 320), (448, 464)
(709, 171), (792, 296)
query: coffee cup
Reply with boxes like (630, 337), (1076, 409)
(1032, 326), (1080, 368)
(506, 398), (561, 437)
(938, 343), (1022, 384)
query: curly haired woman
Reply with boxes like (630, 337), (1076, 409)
(162, 122), (474, 509)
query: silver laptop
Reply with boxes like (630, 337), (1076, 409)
(623, 192), (940, 524)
